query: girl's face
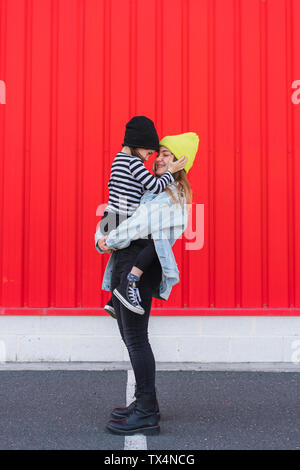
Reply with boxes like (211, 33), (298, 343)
(154, 146), (175, 176)
(136, 148), (156, 162)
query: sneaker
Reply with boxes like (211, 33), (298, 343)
(104, 297), (116, 319)
(113, 273), (145, 315)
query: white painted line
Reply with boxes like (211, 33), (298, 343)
(124, 369), (147, 451)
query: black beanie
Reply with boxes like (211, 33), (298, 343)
(122, 116), (159, 152)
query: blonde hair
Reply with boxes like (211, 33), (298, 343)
(153, 154), (193, 206)
(164, 169), (193, 206)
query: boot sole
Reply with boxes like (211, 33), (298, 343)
(113, 288), (145, 315)
(106, 424), (160, 436)
(111, 411), (161, 420)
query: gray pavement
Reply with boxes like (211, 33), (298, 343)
(0, 365), (300, 450)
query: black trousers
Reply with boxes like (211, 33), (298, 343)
(110, 240), (162, 398)
(133, 239), (158, 272)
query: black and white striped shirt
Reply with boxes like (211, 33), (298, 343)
(105, 152), (174, 216)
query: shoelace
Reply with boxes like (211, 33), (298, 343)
(136, 287), (142, 303)
(128, 284), (142, 306)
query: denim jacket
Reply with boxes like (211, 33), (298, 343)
(94, 183), (188, 300)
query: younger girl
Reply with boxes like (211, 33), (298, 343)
(99, 116), (187, 315)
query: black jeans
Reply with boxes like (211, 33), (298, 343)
(110, 240), (162, 398)
(134, 239), (158, 273)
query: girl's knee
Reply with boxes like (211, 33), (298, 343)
(124, 333), (150, 350)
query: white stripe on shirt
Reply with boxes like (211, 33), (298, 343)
(105, 152), (174, 216)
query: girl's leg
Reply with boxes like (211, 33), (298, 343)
(102, 211), (129, 318)
(106, 244), (163, 435)
(131, 239), (158, 274)
(114, 240), (158, 314)
(111, 244), (160, 408)
(120, 281), (155, 395)
(110, 251), (127, 342)
(121, 256), (162, 409)
(110, 242), (151, 344)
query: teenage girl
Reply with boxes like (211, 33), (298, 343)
(99, 116), (187, 315)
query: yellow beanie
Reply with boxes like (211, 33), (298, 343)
(159, 132), (199, 174)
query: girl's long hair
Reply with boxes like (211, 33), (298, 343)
(164, 169), (193, 206)
(129, 147), (143, 159)
(152, 154), (193, 206)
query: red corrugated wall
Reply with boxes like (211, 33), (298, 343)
(0, 0), (300, 316)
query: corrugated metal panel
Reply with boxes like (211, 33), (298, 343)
(0, 0), (300, 315)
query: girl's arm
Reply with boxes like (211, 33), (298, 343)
(104, 192), (187, 250)
(129, 157), (174, 194)
(129, 156), (187, 194)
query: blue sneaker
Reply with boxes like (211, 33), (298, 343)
(113, 273), (145, 315)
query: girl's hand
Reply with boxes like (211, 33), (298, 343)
(97, 236), (113, 253)
(168, 156), (188, 174)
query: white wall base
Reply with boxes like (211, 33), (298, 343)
(1, 315), (300, 363)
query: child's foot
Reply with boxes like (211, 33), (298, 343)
(113, 273), (145, 315)
(104, 297), (117, 319)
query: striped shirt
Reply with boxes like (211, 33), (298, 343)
(105, 152), (174, 216)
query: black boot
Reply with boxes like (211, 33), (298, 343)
(104, 296), (116, 319)
(111, 385), (160, 420)
(110, 400), (137, 419)
(106, 391), (160, 436)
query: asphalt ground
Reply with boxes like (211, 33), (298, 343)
(0, 367), (300, 450)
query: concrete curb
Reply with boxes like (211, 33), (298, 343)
(0, 361), (300, 372)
